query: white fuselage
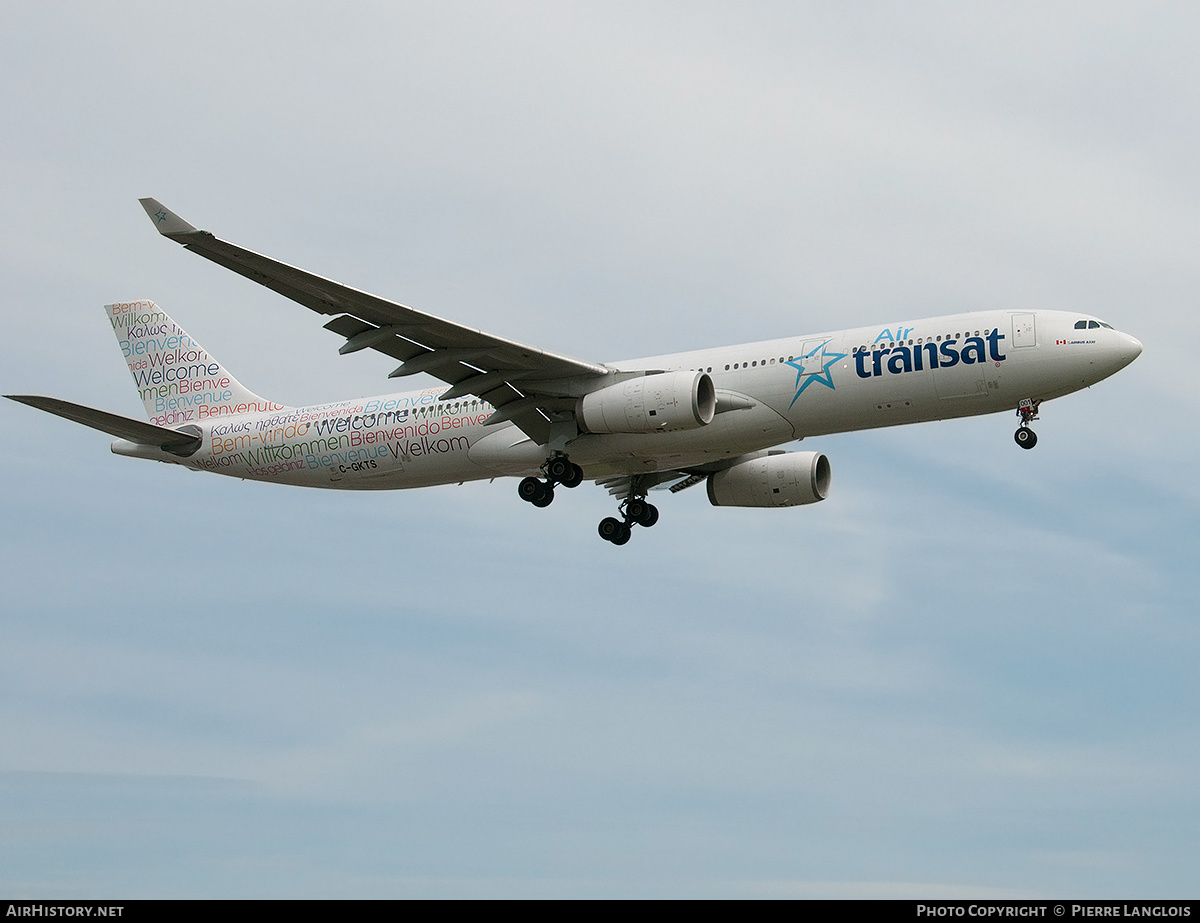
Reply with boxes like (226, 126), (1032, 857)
(111, 309), (1142, 488)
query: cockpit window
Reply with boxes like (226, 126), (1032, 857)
(1099, 322), (1113, 329)
(1075, 320), (1088, 329)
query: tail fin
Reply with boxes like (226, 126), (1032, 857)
(105, 300), (287, 426)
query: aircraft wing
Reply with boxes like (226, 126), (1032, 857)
(5, 395), (202, 453)
(139, 199), (611, 443)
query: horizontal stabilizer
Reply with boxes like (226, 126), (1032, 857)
(5, 395), (202, 452)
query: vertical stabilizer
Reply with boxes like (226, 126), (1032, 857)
(105, 300), (287, 426)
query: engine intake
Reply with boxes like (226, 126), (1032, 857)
(707, 452), (831, 508)
(577, 371), (716, 434)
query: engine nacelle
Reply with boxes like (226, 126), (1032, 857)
(707, 452), (831, 508)
(577, 371), (716, 434)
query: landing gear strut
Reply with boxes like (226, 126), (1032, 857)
(517, 454), (584, 508)
(598, 478), (659, 545)
(1015, 398), (1041, 450)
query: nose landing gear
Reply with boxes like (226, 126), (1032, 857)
(1014, 398), (1041, 450)
(517, 454), (585, 508)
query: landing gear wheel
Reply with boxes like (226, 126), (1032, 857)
(598, 517), (625, 543)
(1014, 427), (1038, 450)
(547, 457), (573, 482)
(531, 486), (554, 507)
(545, 457), (583, 488)
(560, 463), (584, 489)
(625, 499), (658, 527)
(611, 523), (632, 545)
(519, 477), (546, 503)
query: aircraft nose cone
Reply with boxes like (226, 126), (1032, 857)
(1119, 332), (1143, 365)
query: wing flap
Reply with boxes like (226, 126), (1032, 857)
(594, 471), (696, 497)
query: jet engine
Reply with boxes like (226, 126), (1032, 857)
(577, 370), (716, 434)
(707, 452), (831, 508)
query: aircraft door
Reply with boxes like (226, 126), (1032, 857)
(1012, 313), (1036, 348)
(796, 339), (832, 376)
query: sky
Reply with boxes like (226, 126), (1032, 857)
(1, 0), (1197, 898)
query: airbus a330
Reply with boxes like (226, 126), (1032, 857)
(7, 200), (1143, 544)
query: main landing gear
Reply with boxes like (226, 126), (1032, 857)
(517, 454), (584, 508)
(597, 485), (659, 546)
(1014, 398), (1041, 450)
(518, 459), (661, 546)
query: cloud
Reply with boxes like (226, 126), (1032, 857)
(1, 0), (1197, 897)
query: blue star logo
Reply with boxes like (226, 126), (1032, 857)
(154, 210), (167, 223)
(785, 339), (847, 408)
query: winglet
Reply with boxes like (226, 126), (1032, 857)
(138, 198), (197, 236)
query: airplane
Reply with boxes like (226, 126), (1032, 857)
(6, 199), (1143, 545)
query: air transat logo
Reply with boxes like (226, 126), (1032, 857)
(154, 209), (167, 223)
(785, 339), (847, 408)
(855, 330), (1006, 379)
